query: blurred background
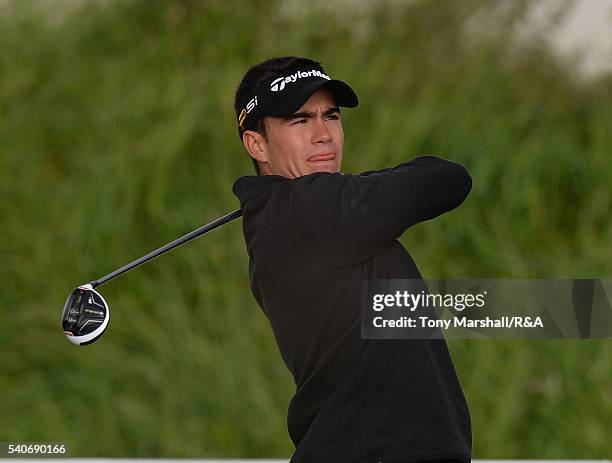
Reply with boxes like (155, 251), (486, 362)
(1, 0), (611, 458)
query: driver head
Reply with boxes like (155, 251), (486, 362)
(62, 284), (110, 346)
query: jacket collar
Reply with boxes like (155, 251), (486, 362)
(232, 174), (287, 206)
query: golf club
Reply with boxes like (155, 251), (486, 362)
(62, 208), (243, 346)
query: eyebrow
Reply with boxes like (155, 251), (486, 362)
(282, 107), (340, 122)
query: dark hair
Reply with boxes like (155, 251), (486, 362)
(234, 56), (323, 175)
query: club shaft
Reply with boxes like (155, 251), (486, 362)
(90, 208), (243, 288)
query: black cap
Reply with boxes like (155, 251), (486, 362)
(235, 63), (358, 139)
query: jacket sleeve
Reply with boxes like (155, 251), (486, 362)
(290, 155), (472, 266)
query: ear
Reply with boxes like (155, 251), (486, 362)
(242, 130), (269, 166)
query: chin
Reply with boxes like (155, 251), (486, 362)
(308, 163), (340, 174)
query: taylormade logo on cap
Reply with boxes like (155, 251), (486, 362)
(270, 69), (331, 92)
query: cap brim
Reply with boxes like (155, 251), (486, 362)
(264, 79), (358, 117)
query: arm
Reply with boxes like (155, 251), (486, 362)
(290, 155), (472, 265)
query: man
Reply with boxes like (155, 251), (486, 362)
(232, 56), (472, 463)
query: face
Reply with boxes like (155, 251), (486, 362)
(243, 88), (344, 178)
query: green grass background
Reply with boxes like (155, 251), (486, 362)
(1, 0), (611, 458)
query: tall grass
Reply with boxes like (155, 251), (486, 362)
(1, 0), (610, 458)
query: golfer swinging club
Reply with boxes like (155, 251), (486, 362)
(233, 57), (472, 463)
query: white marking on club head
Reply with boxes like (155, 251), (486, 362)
(64, 286), (110, 346)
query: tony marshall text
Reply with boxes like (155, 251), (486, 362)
(373, 316), (544, 329)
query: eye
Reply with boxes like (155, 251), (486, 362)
(325, 114), (340, 121)
(291, 119), (308, 125)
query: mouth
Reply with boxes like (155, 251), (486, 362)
(307, 153), (336, 163)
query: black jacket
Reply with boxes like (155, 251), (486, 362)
(232, 155), (473, 463)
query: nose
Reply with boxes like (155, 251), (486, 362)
(311, 116), (332, 144)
